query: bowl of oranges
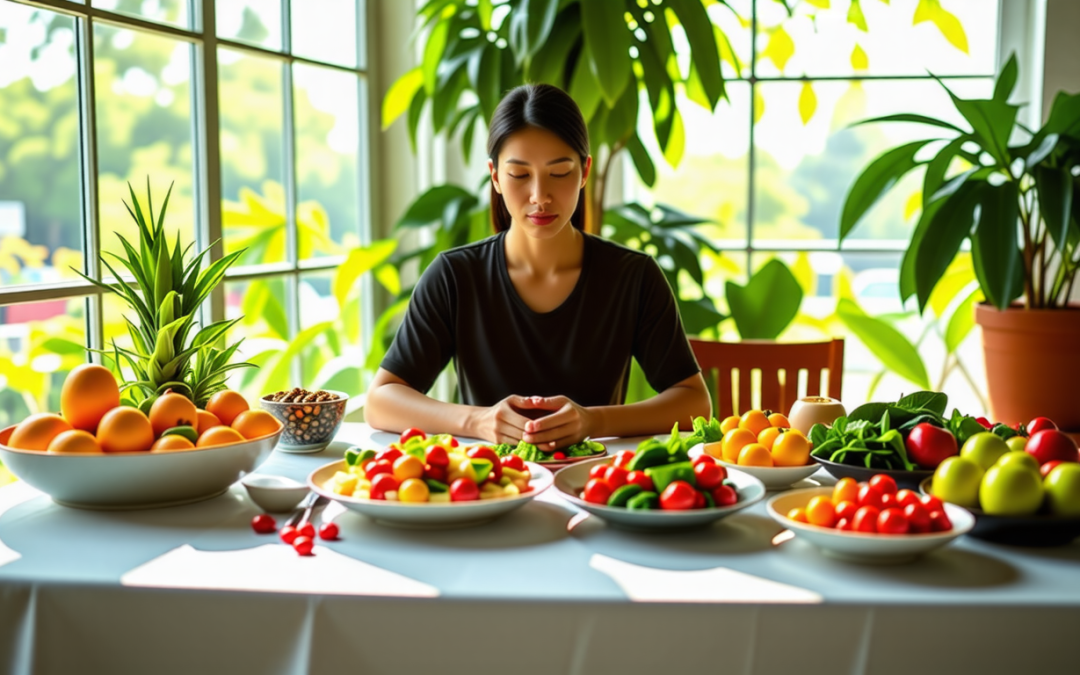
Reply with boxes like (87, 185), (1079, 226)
(0, 364), (282, 510)
(691, 410), (823, 490)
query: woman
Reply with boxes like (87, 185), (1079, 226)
(365, 83), (711, 450)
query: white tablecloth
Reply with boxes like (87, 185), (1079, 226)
(1, 424), (1078, 675)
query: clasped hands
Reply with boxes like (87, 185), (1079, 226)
(475, 394), (596, 450)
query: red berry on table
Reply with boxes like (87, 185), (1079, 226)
(293, 536), (315, 556)
(251, 514), (276, 534)
(581, 478), (613, 505)
(711, 484), (738, 507)
(318, 522), (339, 540)
(298, 522), (316, 539)
(279, 525), (299, 544)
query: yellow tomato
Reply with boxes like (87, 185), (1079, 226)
(739, 410), (772, 437)
(720, 415), (741, 434)
(806, 496), (836, 527)
(771, 429), (811, 467)
(738, 443), (773, 467)
(757, 426), (783, 450)
(398, 478), (430, 503)
(768, 412), (791, 428)
(787, 507), (808, 523)
(832, 477), (859, 505)
(721, 428), (758, 463)
(393, 455), (425, 481)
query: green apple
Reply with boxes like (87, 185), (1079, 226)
(995, 450), (1040, 473)
(932, 456), (984, 508)
(980, 464), (1044, 516)
(1044, 463), (1080, 516)
(960, 432), (1010, 471)
(1005, 436), (1028, 454)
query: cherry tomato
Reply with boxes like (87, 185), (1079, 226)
(835, 500), (858, 521)
(552, 451), (567, 460)
(612, 450), (636, 469)
(369, 473), (400, 500)
(692, 490), (706, 509)
(920, 494), (944, 511)
(318, 522), (339, 540)
(835, 517), (853, 531)
(903, 502), (931, 534)
(448, 437), (459, 448)
(879, 493), (895, 509)
(293, 535), (314, 556)
(582, 478), (613, 505)
(279, 525), (299, 544)
(877, 507), (909, 535)
(376, 448), (403, 463)
(626, 470), (655, 492)
(832, 477), (859, 505)
(251, 514), (276, 534)
(928, 509), (953, 532)
(425, 445), (449, 468)
(659, 481), (697, 510)
(905, 423), (959, 469)
(449, 477), (479, 502)
(603, 466), (629, 489)
(857, 484), (885, 509)
(712, 485), (738, 507)
(467, 447), (502, 480)
(501, 454), (526, 472)
(297, 522), (316, 539)
(1027, 417), (1058, 435)
(589, 464), (609, 480)
(869, 474), (898, 495)
(852, 506), (881, 533)
(786, 507), (808, 523)
(895, 489), (921, 509)
(693, 461), (724, 490)
(423, 464), (448, 482)
(806, 496), (836, 527)
(1026, 429), (1080, 465)
(692, 454), (716, 466)
(399, 428), (426, 445)
(365, 459), (393, 479)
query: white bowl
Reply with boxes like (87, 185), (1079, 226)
(241, 474), (310, 512)
(688, 443), (821, 490)
(552, 456), (766, 530)
(766, 487), (975, 564)
(0, 425), (280, 510)
(308, 460), (554, 529)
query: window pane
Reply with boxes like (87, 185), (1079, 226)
(0, 297), (87, 425)
(299, 270), (362, 395)
(0, 6), (83, 282)
(93, 25), (196, 271)
(293, 63), (361, 260)
(93, 0), (190, 31)
(225, 277), (291, 400)
(753, 0), (999, 78)
(751, 78), (993, 248)
(216, 0), (283, 51)
(219, 48), (286, 266)
(709, 0), (752, 79)
(290, 0), (357, 68)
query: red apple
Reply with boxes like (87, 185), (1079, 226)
(905, 423), (959, 469)
(1025, 429), (1080, 465)
(1040, 460), (1065, 478)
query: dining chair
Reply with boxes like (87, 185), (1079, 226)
(689, 338), (845, 419)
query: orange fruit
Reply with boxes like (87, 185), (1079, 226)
(719, 415), (741, 434)
(806, 495), (837, 528)
(739, 410), (771, 437)
(398, 478), (430, 503)
(787, 507), (808, 523)
(9, 413), (74, 451)
(768, 412), (791, 428)
(230, 410), (281, 440)
(832, 477), (860, 505)
(47, 429), (102, 454)
(196, 409), (222, 435)
(771, 429), (811, 467)
(393, 455), (425, 482)
(737, 443), (773, 467)
(196, 425), (246, 448)
(148, 392), (198, 437)
(96, 407), (154, 453)
(721, 428), (757, 463)
(60, 364), (120, 432)
(151, 435), (195, 452)
(757, 426), (783, 450)
(205, 390), (249, 427)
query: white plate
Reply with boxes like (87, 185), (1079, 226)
(0, 425), (280, 510)
(308, 460), (554, 529)
(766, 487), (975, 564)
(688, 442), (822, 490)
(552, 456), (765, 530)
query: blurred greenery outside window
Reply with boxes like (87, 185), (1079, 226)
(0, 0), (372, 483)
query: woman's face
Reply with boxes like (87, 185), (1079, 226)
(489, 126), (591, 238)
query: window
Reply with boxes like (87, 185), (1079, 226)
(0, 0), (371, 413)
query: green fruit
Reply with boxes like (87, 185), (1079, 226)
(1005, 436), (1028, 454)
(979, 464), (1043, 516)
(960, 432), (1010, 471)
(932, 456), (983, 508)
(1044, 463), (1080, 516)
(162, 425), (198, 443)
(995, 450), (1039, 473)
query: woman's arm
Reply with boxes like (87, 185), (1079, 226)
(517, 372), (712, 450)
(364, 368), (537, 445)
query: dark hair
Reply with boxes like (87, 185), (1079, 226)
(487, 83), (590, 233)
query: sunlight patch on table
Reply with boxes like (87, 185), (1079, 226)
(122, 544), (439, 597)
(0, 481), (42, 568)
(590, 554), (822, 604)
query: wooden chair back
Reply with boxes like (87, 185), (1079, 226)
(689, 338), (844, 419)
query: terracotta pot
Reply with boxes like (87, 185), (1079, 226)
(976, 303), (1080, 432)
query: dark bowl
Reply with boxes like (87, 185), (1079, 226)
(919, 477), (1080, 547)
(813, 455), (934, 491)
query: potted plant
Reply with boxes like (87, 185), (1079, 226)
(839, 54), (1080, 431)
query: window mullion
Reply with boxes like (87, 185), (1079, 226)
(282, 0), (302, 385)
(75, 12), (104, 362)
(194, 0), (224, 328)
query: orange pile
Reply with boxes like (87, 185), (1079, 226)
(702, 409), (813, 468)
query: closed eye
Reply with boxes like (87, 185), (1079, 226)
(508, 173), (528, 179)
(551, 172), (571, 178)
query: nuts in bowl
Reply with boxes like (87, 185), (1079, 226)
(260, 388), (348, 453)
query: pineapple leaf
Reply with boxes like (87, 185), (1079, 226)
(108, 237), (152, 292)
(155, 181), (174, 236)
(192, 250), (244, 307)
(193, 317), (242, 348)
(171, 230), (184, 294)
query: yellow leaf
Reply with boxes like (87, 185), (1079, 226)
(805, 0), (830, 8)
(913, 0), (969, 54)
(798, 81), (817, 125)
(903, 190), (922, 220)
(663, 108), (685, 169)
(754, 87), (765, 124)
(928, 255), (978, 317)
(792, 252), (817, 296)
(381, 67), (423, 130)
(714, 25), (743, 76)
(685, 64), (711, 110)
(835, 266), (856, 301)
(847, 0), (868, 31)
(850, 43), (869, 71)
(761, 26), (795, 73)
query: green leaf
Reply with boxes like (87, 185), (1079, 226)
(993, 53), (1018, 103)
(836, 298), (930, 390)
(945, 287), (981, 353)
(525, 6), (580, 87)
(945, 92), (1019, 168)
(514, 0), (559, 64)
(382, 67), (422, 130)
(397, 185), (477, 228)
(972, 181), (1023, 310)
(1034, 165), (1074, 252)
(667, 0), (724, 109)
(568, 47), (603, 122)
(922, 137), (969, 203)
(840, 140), (936, 241)
(626, 134), (656, 188)
(725, 259), (803, 340)
(897, 391), (948, 416)
(850, 113), (965, 134)
(473, 45), (503, 122)
(663, 107), (685, 168)
(847, 0), (868, 31)
(422, 17), (451, 96)
(914, 181), (984, 312)
(334, 239), (398, 309)
(604, 78), (639, 146)
(1041, 91), (1080, 138)
(580, 0), (632, 107)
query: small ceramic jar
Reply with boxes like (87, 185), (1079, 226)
(788, 396), (847, 435)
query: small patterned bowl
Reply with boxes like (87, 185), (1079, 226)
(259, 390), (348, 454)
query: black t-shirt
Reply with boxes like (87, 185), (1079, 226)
(381, 231), (700, 407)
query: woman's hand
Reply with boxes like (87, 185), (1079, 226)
(468, 395), (537, 445)
(517, 396), (596, 450)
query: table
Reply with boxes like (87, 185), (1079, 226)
(1, 424), (1078, 675)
